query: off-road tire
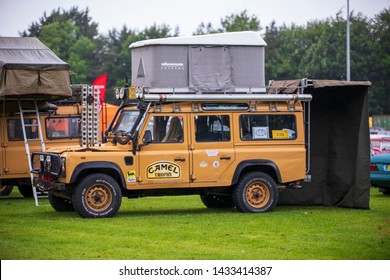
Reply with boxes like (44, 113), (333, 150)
(18, 184), (33, 197)
(18, 184), (47, 197)
(233, 171), (278, 213)
(0, 185), (14, 196)
(200, 194), (235, 208)
(48, 193), (75, 212)
(379, 188), (390, 195)
(72, 173), (122, 218)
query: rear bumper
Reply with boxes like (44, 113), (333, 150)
(370, 174), (390, 188)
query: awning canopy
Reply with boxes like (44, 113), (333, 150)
(277, 79), (371, 209)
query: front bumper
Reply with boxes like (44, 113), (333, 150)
(33, 177), (66, 191)
(31, 152), (64, 191)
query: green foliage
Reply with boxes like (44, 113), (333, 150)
(219, 10), (261, 32)
(20, 6), (390, 114)
(0, 188), (389, 259)
(39, 20), (78, 61)
(194, 10), (261, 35)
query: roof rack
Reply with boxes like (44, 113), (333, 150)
(115, 78), (312, 103)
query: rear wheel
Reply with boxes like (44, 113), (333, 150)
(18, 184), (47, 197)
(233, 171), (278, 213)
(200, 194), (234, 208)
(379, 188), (390, 195)
(48, 193), (75, 212)
(18, 184), (33, 197)
(0, 185), (14, 196)
(72, 174), (122, 218)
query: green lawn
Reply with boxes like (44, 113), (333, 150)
(0, 188), (389, 260)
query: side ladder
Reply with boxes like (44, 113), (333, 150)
(18, 100), (46, 206)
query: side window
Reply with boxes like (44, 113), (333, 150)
(147, 116), (184, 143)
(46, 117), (81, 139)
(240, 114), (297, 140)
(195, 115), (230, 142)
(7, 119), (38, 141)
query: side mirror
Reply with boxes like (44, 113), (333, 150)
(143, 130), (152, 145)
(138, 130), (152, 151)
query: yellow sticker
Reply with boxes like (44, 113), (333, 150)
(129, 85), (137, 99)
(147, 161), (181, 179)
(126, 170), (136, 183)
(272, 130), (289, 139)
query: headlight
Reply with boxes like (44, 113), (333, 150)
(119, 87), (125, 99)
(61, 157), (66, 174)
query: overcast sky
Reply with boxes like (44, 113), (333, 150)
(0, 0), (388, 37)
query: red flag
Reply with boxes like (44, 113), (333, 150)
(92, 74), (107, 102)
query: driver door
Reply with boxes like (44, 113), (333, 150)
(137, 114), (190, 187)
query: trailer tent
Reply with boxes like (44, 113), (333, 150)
(0, 37), (72, 99)
(275, 80), (371, 209)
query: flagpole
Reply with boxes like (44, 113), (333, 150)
(346, 0), (350, 81)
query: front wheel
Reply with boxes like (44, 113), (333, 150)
(233, 171), (278, 213)
(72, 174), (122, 218)
(48, 193), (75, 212)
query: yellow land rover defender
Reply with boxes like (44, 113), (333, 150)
(0, 101), (82, 197)
(30, 32), (312, 217)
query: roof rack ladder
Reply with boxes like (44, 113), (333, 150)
(18, 100), (46, 206)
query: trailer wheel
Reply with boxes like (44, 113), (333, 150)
(72, 174), (122, 218)
(200, 194), (234, 208)
(0, 185), (14, 196)
(233, 171), (278, 213)
(48, 193), (75, 212)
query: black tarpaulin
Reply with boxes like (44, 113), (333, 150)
(276, 80), (371, 209)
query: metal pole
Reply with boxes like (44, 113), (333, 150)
(346, 0), (351, 81)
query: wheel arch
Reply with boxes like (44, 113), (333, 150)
(70, 162), (126, 189)
(232, 160), (282, 185)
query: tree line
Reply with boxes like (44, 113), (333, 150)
(20, 7), (390, 114)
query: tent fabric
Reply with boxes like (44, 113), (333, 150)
(0, 37), (72, 99)
(277, 80), (371, 209)
(130, 32), (266, 93)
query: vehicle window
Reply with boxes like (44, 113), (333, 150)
(112, 110), (140, 134)
(147, 116), (184, 143)
(7, 119), (38, 141)
(195, 115), (230, 142)
(46, 117), (81, 139)
(240, 114), (297, 140)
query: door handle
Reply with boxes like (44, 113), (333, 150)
(174, 157), (186, 162)
(220, 156), (231, 160)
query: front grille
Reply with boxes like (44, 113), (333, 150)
(31, 152), (62, 176)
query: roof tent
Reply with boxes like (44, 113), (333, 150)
(130, 31), (267, 93)
(0, 37), (72, 99)
(274, 80), (371, 209)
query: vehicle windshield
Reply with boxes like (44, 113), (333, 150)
(111, 110), (140, 134)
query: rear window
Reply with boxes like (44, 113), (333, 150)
(7, 119), (38, 141)
(239, 114), (297, 140)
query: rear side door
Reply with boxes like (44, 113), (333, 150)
(3, 117), (40, 176)
(190, 113), (235, 184)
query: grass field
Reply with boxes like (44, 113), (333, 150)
(0, 188), (389, 260)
